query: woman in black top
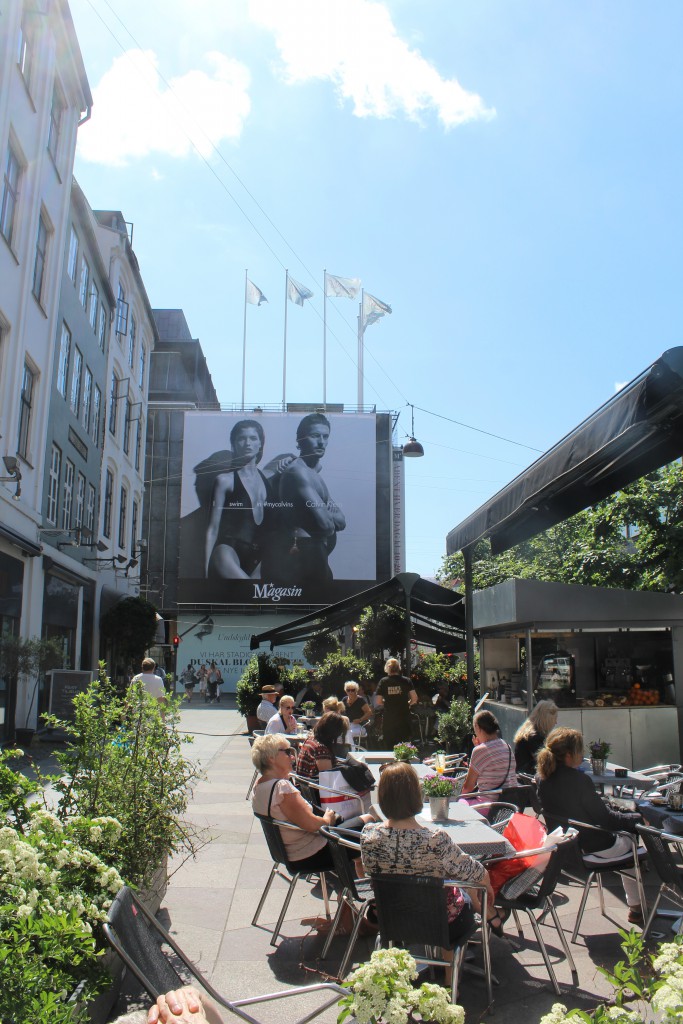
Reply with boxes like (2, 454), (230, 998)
(375, 658), (418, 748)
(513, 700), (558, 774)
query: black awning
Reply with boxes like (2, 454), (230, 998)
(0, 522), (41, 556)
(447, 347), (683, 556)
(250, 572), (466, 651)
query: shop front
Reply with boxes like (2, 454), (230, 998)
(475, 578), (683, 769)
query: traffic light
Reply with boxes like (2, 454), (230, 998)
(173, 635), (180, 648)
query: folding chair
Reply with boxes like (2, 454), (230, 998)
(318, 826), (375, 978)
(637, 824), (683, 940)
(370, 872), (488, 1005)
(104, 887), (346, 1024)
(252, 812), (331, 945)
(488, 832), (579, 995)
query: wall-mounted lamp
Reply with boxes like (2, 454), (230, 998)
(402, 404), (425, 458)
(132, 537), (147, 557)
(83, 553), (128, 568)
(0, 455), (22, 499)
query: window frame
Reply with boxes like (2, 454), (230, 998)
(86, 483), (96, 534)
(67, 227), (79, 283)
(61, 459), (75, 531)
(81, 365), (92, 432)
(47, 85), (65, 166)
(17, 360), (35, 460)
(47, 444), (61, 525)
(92, 383), (102, 445)
(103, 469), (114, 539)
(32, 210), (50, 304)
(74, 472), (86, 530)
(108, 372), (119, 436)
(118, 485), (128, 550)
(79, 256), (89, 309)
(1, 144), (22, 248)
(17, 15), (34, 88)
(69, 346), (83, 416)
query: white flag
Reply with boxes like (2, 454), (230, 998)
(288, 276), (314, 306)
(325, 272), (361, 299)
(362, 291), (392, 330)
(246, 279), (267, 305)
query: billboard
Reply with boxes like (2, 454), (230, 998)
(178, 411), (393, 605)
(174, 613), (309, 694)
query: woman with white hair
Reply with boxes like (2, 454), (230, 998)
(343, 680), (372, 743)
(513, 700), (559, 775)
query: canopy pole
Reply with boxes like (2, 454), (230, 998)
(464, 546), (476, 707)
(526, 629), (534, 713)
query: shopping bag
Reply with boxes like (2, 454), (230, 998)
(318, 768), (370, 820)
(488, 813), (548, 894)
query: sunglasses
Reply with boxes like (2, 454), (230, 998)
(279, 748), (296, 757)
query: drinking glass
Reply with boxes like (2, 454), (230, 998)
(434, 752), (446, 775)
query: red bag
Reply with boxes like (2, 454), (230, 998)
(488, 813), (547, 895)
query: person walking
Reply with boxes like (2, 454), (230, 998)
(131, 658), (167, 706)
(374, 657), (417, 748)
(180, 663), (196, 702)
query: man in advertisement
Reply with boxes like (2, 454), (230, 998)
(262, 413), (346, 585)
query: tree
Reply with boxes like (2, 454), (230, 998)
(100, 596), (159, 672)
(315, 652), (374, 698)
(437, 463), (683, 593)
(356, 604), (408, 659)
(302, 631), (340, 665)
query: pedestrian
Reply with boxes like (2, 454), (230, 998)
(214, 665), (223, 703)
(180, 663), (196, 702)
(374, 657), (418, 748)
(207, 661), (221, 703)
(195, 663), (208, 702)
(131, 657), (167, 706)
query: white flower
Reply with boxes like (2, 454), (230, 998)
(539, 1004), (569, 1024)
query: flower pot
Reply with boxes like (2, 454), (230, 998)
(15, 728), (35, 748)
(429, 795), (450, 821)
(246, 714), (259, 734)
(591, 758), (606, 776)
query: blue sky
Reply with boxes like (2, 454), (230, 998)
(69, 0), (683, 580)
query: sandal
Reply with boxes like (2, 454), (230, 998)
(488, 907), (510, 937)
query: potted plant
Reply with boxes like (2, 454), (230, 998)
(393, 741), (418, 762)
(0, 634), (64, 744)
(422, 772), (463, 821)
(436, 698), (472, 754)
(301, 700), (317, 722)
(236, 653), (281, 733)
(589, 739), (611, 775)
(337, 947), (464, 1024)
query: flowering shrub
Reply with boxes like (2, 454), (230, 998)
(338, 947), (464, 1024)
(393, 742), (418, 762)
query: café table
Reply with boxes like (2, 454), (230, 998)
(580, 760), (658, 793)
(637, 797), (683, 835)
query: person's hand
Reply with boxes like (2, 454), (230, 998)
(147, 986), (206, 1023)
(322, 808), (337, 826)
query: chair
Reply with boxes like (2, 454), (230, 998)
(290, 771), (369, 826)
(474, 801), (518, 834)
(252, 812), (331, 945)
(490, 833), (579, 996)
(104, 887), (346, 1024)
(245, 730), (265, 802)
(637, 824), (683, 940)
(370, 872), (492, 1005)
(318, 826), (375, 978)
(563, 818), (647, 943)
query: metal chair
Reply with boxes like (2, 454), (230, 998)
(252, 812), (331, 945)
(104, 887), (346, 1024)
(245, 730), (265, 802)
(474, 801), (518, 834)
(318, 826), (375, 978)
(637, 824), (683, 940)
(370, 872), (488, 1004)
(563, 818), (647, 943)
(290, 771), (369, 827)
(489, 832), (579, 995)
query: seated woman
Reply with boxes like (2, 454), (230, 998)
(343, 680), (373, 742)
(361, 761), (501, 945)
(461, 709), (519, 804)
(296, 711), (347, 784)
(250, 733), (338, 872)
(513, 699), (558, 774)
(536, 727), (644, 924)
(264, 695), (299, 734)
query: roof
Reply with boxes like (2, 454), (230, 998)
(250, 572), (466, 651)
(447, 347), (683, 556)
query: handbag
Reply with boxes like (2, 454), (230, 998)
(337, 753), (375, 794)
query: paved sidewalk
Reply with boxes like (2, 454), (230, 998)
(109, 703), (663, 1024)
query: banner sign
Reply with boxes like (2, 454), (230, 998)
(178, 411), (393, 605)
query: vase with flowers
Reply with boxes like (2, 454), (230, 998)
(589, 739), (611, 776)
(393, 741), (418, 763)
(422, 772), (462, 821)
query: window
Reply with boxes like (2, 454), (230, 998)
(135, 416), (143, 471)
(61, 460), (74, 530)
(118, 486), (128, 549)
(17, 361), (35, 459)
(17, 15), (34, 85)
(97, 303), (106, 350)
(131, 499), (139, 557)
(88, 281), (99, 329)
(79, 257), (89, 308)
(92, 384), (102, 444)
(138, 345), (145, 389)
(103, 470), (113, 538)
(86, 483), (96, 534)
(67, 227), (78, 283)
(108, 372), (119, 435)
(57, 322), (70, 397)
(47, 445), (61, 525)
(81, 366), (92, 431)
(75, 472), (85, 529)
(70, 347), (82, 415)
(1, 145), (22, 247)
(47, 87), (65, 164)
(122, 394), (131, 454)
(115, 284), (128, 336)
(128, 314), (136, 367)
(32, 212), (49, 303)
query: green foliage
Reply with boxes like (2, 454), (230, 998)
(315, 651), (374, 697)
(100, 596), (159, 668)
(303, 632), (341, 665)
(42, 663), (205, 889)
(236, 653), (283, 717)
(284, 664), (310, 695)
(436, 698), (472, 753)
(437, 464), (683, 593)
(411, 651), (463, 695)
(357, 604), (408, 658)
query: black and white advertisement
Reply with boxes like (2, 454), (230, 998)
(178, 411), (393, 605)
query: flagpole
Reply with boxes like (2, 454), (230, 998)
(283, 270), (289, 410)
(358, 290), (364, 409)
(242, 269), (248, 411)
(323, 269), (327, 407)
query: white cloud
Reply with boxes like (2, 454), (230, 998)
(249, 0), (495, 129)
(614, 380), (629, 392)
(78, 49), (251, 166)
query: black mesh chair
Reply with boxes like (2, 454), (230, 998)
(370, 872), (491, 1005)
(252, 812), (330, 945)
(637, 824), (683, 940)
(490, 833), (579, 995)
(318, 826), (375, 978)
(104, 887), (346, 1024)
(472, 802), (518, 834)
